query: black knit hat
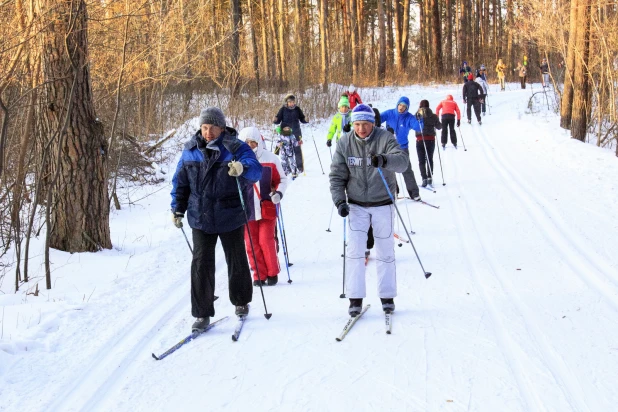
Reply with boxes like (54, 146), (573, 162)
(419, 99), (430, 108)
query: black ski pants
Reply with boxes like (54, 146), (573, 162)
(191, 226), (253, 318)
(416, 140), (435, 180)
(441, 118), (457, 146)
(466, 99), (482, 122)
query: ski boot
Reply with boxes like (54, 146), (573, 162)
(192, 317), (210, 333)
(467, 119), (471, 124)
(267, 275), (278, 286)
(442, 144), (446, 150)
(421, 179), (428, 188)
(381, 298), (395, 314)
(427, 177), (433, 186)
(253, 279), (266, 287)
(235, 305), (250, 316)
(348, 298), (363, 317)
(412, 195), (421, 202)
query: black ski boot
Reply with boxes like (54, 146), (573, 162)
(381, 298), (395, 314)
(253, 279), (266, 287)
(427, 177), (433, 186)
(421, 179), (428, 187)
(192, 317), (210, 333)
(348, 298), (363, 317)
(267, 275), (278, 286)
(235, 305), (250, 316)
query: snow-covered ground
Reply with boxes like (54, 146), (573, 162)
(2, 83), (618, 412)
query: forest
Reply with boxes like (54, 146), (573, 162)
(0, 0), (616, 291)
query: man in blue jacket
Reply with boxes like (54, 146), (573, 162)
(380, 97), (421, 200)
(171, 107), (263, 332)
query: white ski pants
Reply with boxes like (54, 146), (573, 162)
(346, 204), (397, 299)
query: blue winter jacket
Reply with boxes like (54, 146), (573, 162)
(171, 128), (263, 234)
(380, 97), (421, 150)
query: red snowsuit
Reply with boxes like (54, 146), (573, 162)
(345, 91), (363, 109)
(240, 131), (289, 281)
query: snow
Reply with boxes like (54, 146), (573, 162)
(2, 83), (618, 412)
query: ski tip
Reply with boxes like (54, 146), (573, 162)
(339, 293), (346, 299)
(287, 279), (293, 284)
(264, 313), (273, 320)
(425, 272), (432, 279)
(152, 353), (160, 361)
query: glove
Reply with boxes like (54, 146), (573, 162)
(370, 154), (387, 168)
(171, 212), (184, 228)
(386, 126), (394, 134)
(270, 191), (283, 204)
(457, 119), (461, 127)
(326, 139), (332, 147)
(228, 161), (244, 177)
(342, 123), (351, 133)
(274, 126), (281, 134)
(337, 202), (349, 218)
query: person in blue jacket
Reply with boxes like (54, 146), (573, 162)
(380, 96), (421, 200)
(171, 107), (263, 332)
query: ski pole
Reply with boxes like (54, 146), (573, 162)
(276, 204), (292, 284)
(457, 126), (468, 151)
(377, 168), (432, 279)
(340, 216), (347, 298)
(180, 227), (193, 253)
(277, 203), (292, 266)
(329, 146), (333, 161)
(435, 138), (446, 186)
(326, 204), (334, 232)
(312, 134), (325, 174)
(235, 178), (272, 319)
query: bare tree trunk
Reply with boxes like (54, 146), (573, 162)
(269, 0), (281, 86)
(277, 0), (287, 87)
(401, 0), (410, 69)
(560, 0), (579, 129)
(393, 0), (402, 70)
(38, 0), (111, 255)
(294, 0), (305, 91)
(349, 0), (359, 82)
(431, 0), (443, 77)
(506, 0), (514, 73)
(377, 0), (386, 85)
(319, 0), (329, 92)
(445, 0), (453, 73)
(230, 0), (241, 97)
(570, 0), (591, 141)
(249, 0), (261, 93)
(259, 0), (271, 82)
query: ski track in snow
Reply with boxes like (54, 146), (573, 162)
(3, 83), (618, 411)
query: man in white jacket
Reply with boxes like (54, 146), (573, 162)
(239, 127), (289, 286)
(475, 72), (489, 116)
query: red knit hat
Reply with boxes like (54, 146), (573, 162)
(468, 73), (474, 80)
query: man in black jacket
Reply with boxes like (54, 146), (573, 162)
(462, 79), (484, 125)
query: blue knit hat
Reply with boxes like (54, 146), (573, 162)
(351, 104), (375, 123)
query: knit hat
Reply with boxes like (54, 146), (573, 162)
(338, 96), (350, 108)
(348, 84), (355, 93)
(199, 107), (226, 128)
(467, 73), (474, 80)
(284, 94), (296, 104)
(463, 61), (468, 65)
(351, 104), (375, 123)
(480, 64), (486, 70)
(419, 99), (430, 108)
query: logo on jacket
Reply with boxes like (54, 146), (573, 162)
(347, 156), (371, 167)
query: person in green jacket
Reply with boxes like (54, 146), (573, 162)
(326, 96), (352, 147)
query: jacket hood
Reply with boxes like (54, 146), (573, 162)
(238, 126), (265, 158)
(396, 96), (410, 110)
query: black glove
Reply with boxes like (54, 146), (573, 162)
(326, 139), (332, 147)
(386, 126), (394, 134)
(457, 119), (461, 127)
(342, 123), (351, 133)
(337, 202), (349, 217)
(370, 154), (387, 168)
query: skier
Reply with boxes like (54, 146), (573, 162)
(478, 64), (488, 81)
(326, 96), (352, 147)
(276, 125), (300, 178)
(239, 127), (289, 287)
(171, 107), (263, 332)
(475, 71), (490, 116)
(415, 100), (442, 188)
(462, 75), (484, 124)
(515, 62), (527, 89)
(435, 94), (461, 149)
(345, 84), (363, 109)
(459, 61), (472, 83)
(496, 59), (506, 91)
(540, 58), (550, 87)
(380, 96), (422, 201)
(329, 104), (409, 317)
(273, 94), (308, 173)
